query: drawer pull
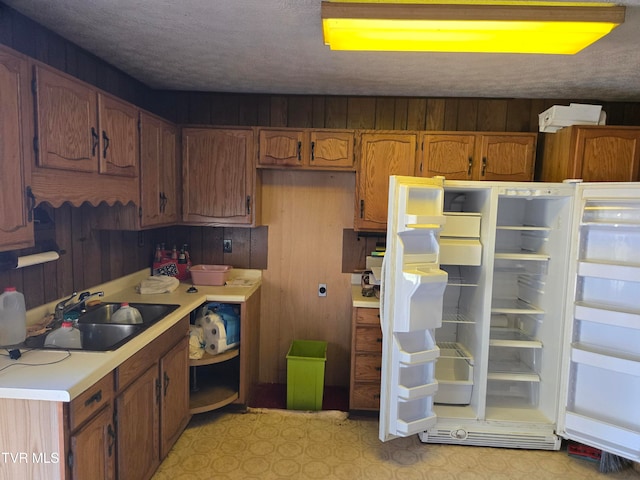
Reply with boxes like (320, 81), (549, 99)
(376, 338), (382, 343)
(84, 390), (102, 407)
(375, 367), (381, 371)
(374, 394), (380, 399)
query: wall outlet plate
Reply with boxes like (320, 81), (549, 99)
(318, 283), (327, 297)
(223, 239), (232, 253)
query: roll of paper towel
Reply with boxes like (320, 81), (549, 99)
(16, 251), (60, 269)
(195, 312), (229, 355)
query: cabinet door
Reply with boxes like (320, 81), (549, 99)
(309, 130), (354, 169)
(574, 128), (640, 182)
(0, 48), (33, 251)
(355, 132), (416, 231)
(477, 134), (536, 181)
(140, 113), (179, 227)
(69, 406), (115, 480)
(182, 128), (255, 225)
(258, 128), (306, 166)
(160, 337), (190, 459)
(98, 94), (138, 177)
(420, 134), (475, 180)
(34, 65), (98, 172)
(116, 365), (160, 480)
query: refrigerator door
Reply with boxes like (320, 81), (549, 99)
(379, 176), (448, 442)
(558, 183), (640, 462)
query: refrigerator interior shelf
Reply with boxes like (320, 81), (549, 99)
(571, 343), (640, 376)
(496, 225), (552, 232)
(489, 334), (542, 349)
(577, 260), (640, 282)
(487, 371), (540, 382)
(494, 251), (550, 261)
(491, 299), (544, 315)
(442, 310), (474, 324)
(574, 302), (640, 330)
(488, 359), (539, 378)
(437, 342), (473, 361)
(446, 277), (478, 287)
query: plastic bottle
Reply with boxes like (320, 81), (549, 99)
(44, 321), (82, 349)
(0, 287), (27, 347)
(111, 303), (143, 324)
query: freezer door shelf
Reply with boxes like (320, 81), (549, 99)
(394, 332), (440, 365)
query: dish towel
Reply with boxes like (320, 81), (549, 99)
(137, 275), (180, 294)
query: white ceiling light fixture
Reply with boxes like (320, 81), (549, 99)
(321, 1), (626, 54)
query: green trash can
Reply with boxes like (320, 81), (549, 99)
(286, 340), (327, 410)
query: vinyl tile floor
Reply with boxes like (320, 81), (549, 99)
(152, 407), (640, 480)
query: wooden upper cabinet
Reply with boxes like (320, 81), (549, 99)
(182, 127), (257, 226)
(34, 64), (138, 177)
(478, 134), (536, 181)
(98, 94), (138, 177)
(419, 132), (536, 182)
(140, 112), (179, 228)
(258, 128), (354, 170)
(34, 64), (98, 173)
(420, 134), (476, 180)
(355, 132), (417, 231)
(0, 46), (34, 252)
(540, 126), (640, 182)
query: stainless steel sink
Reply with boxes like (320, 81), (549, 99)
(76, 323), (144, 351)
(25, 302), (180, 351)
(77, 302), (180, 325)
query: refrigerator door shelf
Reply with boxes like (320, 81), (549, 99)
(570, 344), (640, 376)
(563, 413), (640, 462)
(395, 332), (439, 365)
(397, 379), (438, 401)
(392, 269), (447, 332)
(574, 302), (640, 329)
(577, 260), (640, 282)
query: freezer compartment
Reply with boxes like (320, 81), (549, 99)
(434, 343), (474, 405)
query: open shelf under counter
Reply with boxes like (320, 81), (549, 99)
(190, 348), (239, 367)
(189, 348), (240, 414)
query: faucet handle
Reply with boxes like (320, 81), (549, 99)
(56, 291), (78, 310)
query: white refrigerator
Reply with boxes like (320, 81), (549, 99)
(379, 175), (640, 463)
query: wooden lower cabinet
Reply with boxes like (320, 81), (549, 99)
(350, 307), (382, 411)
(69, 403), (115, 480)
(115, 317), (190, 480)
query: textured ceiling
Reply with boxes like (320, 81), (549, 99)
(4, 0), (640, 101)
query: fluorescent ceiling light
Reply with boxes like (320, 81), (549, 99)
(321, 1), (625, 54)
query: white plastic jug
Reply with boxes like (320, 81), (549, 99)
(111, 303), (143, 324)
(0, 287), (27, 347)
(44, 321), (82, 349)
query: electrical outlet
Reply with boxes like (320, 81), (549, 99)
(223, 239), (232, 253)
(318, 283), (327, 297)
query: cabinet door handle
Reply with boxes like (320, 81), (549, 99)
(107, 423), (116, 457)
(102, 131), (110, 158)
(468, 157), (473, 175)
(297, 141), (302, 161)
(91, 127), (99, 157)
(481, 157), (487, 176)
(163, 371), (170, 396)
(26, 186), (36, 222)
(311, 141), (315, 161)
(246, 195), (251, 215)
(376, 338), (382, 343)
(360, 199), (364, 219)
(84, 390), (102, 407)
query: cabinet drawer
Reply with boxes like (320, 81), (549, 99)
(356, 308), (380, 325)
(350, 383), (380, 410)
(353, 354), (382, 381)
(68, 371), (114, 431)
(354, 326), (383, 353)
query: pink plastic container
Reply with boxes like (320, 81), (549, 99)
(190, 265), (232, 286)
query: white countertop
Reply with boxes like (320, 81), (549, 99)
(0, 268), (261, 402)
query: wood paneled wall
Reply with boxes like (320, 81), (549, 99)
(2, 2), (640, 385)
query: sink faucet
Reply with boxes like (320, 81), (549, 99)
(54, 290), (104, 321)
